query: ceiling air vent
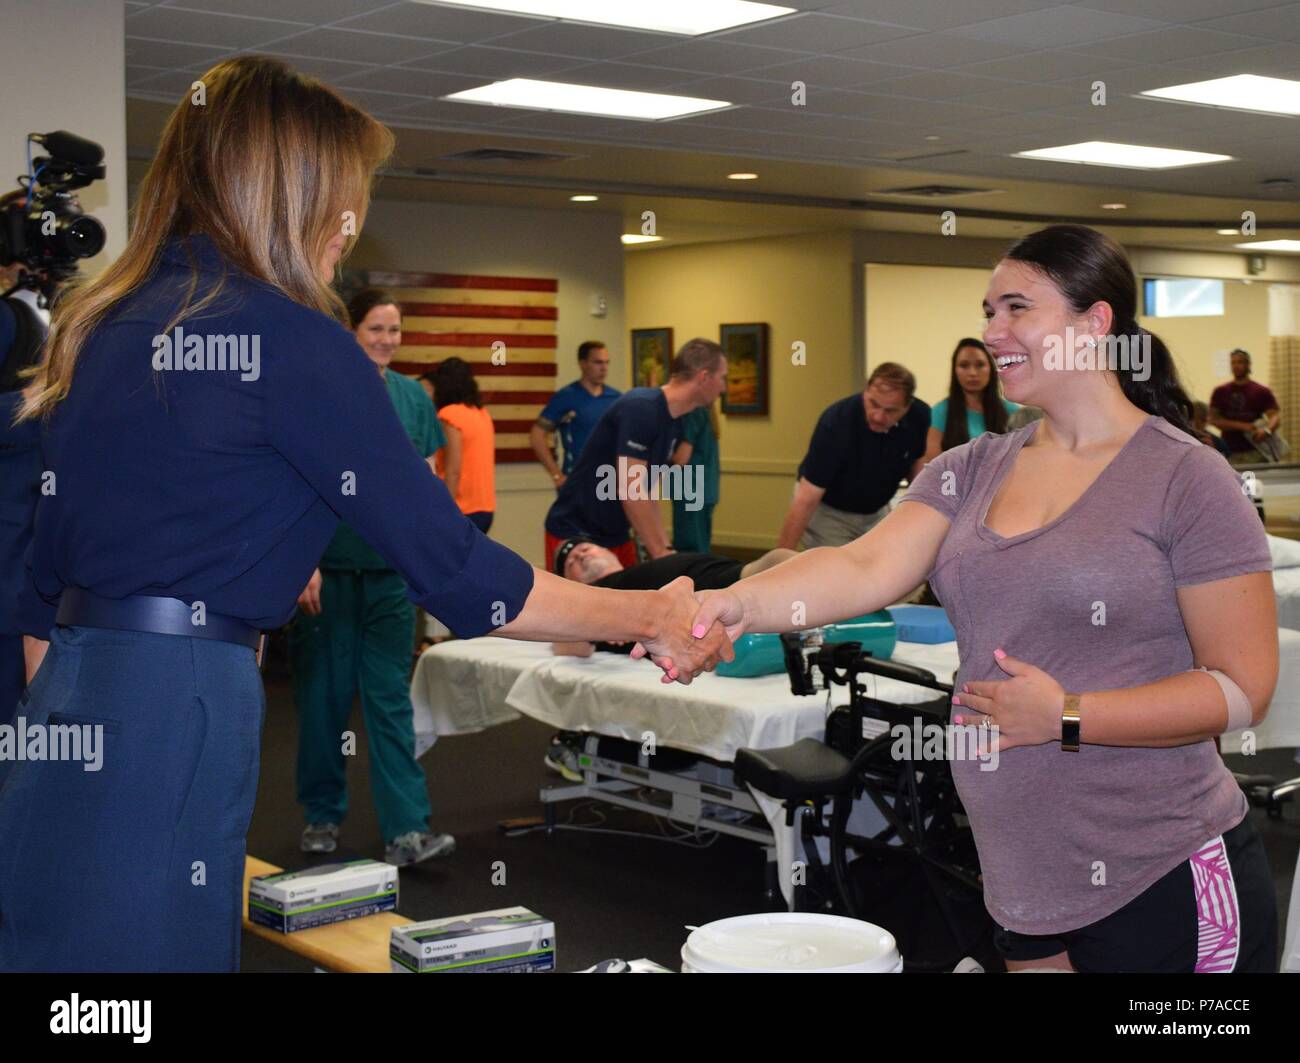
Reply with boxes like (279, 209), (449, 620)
(435, 147), (577, 163)
(871, 184), (1002, 198)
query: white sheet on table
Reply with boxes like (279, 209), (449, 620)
(408, 637), (548, 756)
(501, 642), (957, 763)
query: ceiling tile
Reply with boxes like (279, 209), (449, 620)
(160, 0), (392, 21)
(958, 48), (1126, 81)
(1189, 41), (1300, 76)
(710, 12), (922, 52)
(475, 22), (677, 59)
(949, 7), (1167, 48)
(1070, 0), (1290, 22)
(332, 85), (428, 113)
(126, 69), (213, 99)
(380, 96), (525, 124)
(544, 62), (702, 91)
(126, 64), (174, 88)
(754, 56), (919, 89)
(660, 75), (794, 105)
(332, 65), (483, 96)
(814, 0), (1060, 32)
(336, 2), (547, 42)
(875, 70), (1024, 100)
(623, 39), (815, 76)
(1193, 3), (1300, 42)
(251, 53), (375, 81)
(1071, 27), (1270, 62)
(124, 37), (232, 68)
(840, 32), (1039, 67)
(400, 44), (583, 78)
(267, 27), (456, 64)
(126, 6), (310, 49)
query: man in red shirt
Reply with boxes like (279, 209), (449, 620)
(1209, 349), (1281, 465)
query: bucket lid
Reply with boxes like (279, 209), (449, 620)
(683, 913), (899, 972)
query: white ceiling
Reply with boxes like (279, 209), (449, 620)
(122, 0), (1300, 245)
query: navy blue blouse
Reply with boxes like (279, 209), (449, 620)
(20, 235), (534, 638)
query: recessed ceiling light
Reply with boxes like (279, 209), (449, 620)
(1216, 228), (1239, 235)
(1236, 240), (1300, 253)
(1100, 202), (1126, 210)
(1140, 74), (1300, 117)
(1014, 141), (1232, 170)
(727, 172), (758, 180)
(924, 135), (940, 141)
(570, 194), (599, 202)
(621, 234), (664, 245)
(444, 78), (730, 121)
(415, 0), (796, 35)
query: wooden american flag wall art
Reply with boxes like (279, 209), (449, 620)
(361, 269), (558, 463)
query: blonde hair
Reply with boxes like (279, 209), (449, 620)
(20, 56), (394, 419)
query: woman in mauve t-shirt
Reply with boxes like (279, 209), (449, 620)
(691, 224), (1278, 973)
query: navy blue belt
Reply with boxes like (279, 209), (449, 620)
(56, 589), (263, 651)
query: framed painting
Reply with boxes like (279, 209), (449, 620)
(720, 322), (769, 415)
(631, 327), (674, 388)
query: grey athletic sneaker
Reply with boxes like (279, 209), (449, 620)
(301, 822), (339, 854)
(544, 735), (583, 782)
(385, 831), (456, 867)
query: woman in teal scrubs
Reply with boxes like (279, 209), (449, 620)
(923, 338), (1018, 463)
(291, 289), (452, 867)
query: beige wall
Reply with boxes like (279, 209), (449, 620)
(351, 198), (626, 567)
(865, 263), (990, 411)
(0, 0), (128, 271)
(864, 261), (1277, 418)
(1139, 280), (1271, 404)
(625, 230), (857, 549)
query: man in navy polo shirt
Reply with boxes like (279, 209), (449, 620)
(531, 340), (620, 486)
(544, 337), (727, 571)
(778, 362), (930, 549)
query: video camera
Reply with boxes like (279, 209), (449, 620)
(1, 130), (106, 303)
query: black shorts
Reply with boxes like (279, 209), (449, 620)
(994, 815), (1276, 973)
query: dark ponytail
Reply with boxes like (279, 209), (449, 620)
(1004, 225), (1194, 437)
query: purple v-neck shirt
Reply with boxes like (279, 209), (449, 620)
(901, 415), (1271, 935)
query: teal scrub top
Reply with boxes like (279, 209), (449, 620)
(320, 369), (446, 570)
(677, 407), (720, 507)
(930, 397), (1019, 441)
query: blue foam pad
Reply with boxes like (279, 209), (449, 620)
(886, 605), (956, 644)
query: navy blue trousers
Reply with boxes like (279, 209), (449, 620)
(0, 625), (265, 972)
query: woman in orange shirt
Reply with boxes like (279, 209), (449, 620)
(430, 357), (496, 533)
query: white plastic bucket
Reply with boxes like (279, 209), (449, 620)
(681, 913), (903, 973)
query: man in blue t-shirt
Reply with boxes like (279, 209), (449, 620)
(778, 362), (930, 550)
(543, 338), (727, 570)
(531, 340), (620, 486)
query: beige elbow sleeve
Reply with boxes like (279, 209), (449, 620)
(1192, 668), (1253, 732)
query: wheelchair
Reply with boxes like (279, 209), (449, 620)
(734, 636), (995, 972)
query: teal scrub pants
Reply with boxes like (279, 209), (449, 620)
(672, 501), (715, 553)
(289, 568), (430, 843)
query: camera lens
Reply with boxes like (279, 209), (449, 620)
(61, 215), (105, 258)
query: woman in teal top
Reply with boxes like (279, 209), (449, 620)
(291, 288), (452, 869)
(924, 337), (1018, 463)
(672, 402), (721, 552)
